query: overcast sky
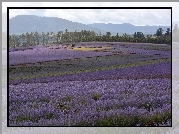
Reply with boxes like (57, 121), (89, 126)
(2, 2), (178, 26)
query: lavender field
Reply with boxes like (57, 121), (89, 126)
(9, 42), (171, 126)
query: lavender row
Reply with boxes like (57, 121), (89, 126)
(9, 43), (171, 65)
(9, 78), (171, 126)
(9, 61), (171, 85)
(9, 46), (113, 65)
(112, 44), (170, 56)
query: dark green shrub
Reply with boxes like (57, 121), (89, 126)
(92, 93), (101, 101)
(71, 44), (75, 47)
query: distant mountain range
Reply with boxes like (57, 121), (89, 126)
(87, 23), (171, 35)
(2, 13), (171, 35)
(9, 15), (111, 35)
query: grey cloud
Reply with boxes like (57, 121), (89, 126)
(6, 5), (172, 26)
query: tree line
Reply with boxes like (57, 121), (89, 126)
(9, 28), (171, 48)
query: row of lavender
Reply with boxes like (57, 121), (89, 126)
(112, 43), (170, 56)
(9, 43), (170, 66)
(9, 78), (171, 126)
(9, 43), (171, 126)
(9, 48), (113, 66)
(9, 61), (171, 85)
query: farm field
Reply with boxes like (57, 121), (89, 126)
(9, 42), (171, 126)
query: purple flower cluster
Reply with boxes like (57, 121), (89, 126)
(127, 49), (170, 56)
(9, 43), (170, 66)
(9, 43), (171, 126)
(9, 46), (113, 65)
(9, 78), (171, 126)
(113, 44), (170, 56)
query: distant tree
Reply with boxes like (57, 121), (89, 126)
(122, 33), (127, 41)
(115, 33), (119, 42)
(42, 32), (45, 45)
(99, 31), (102, 36)
(116, 33), (119, 37)
(134, 32), (137, 38)
(136, 32), (144, 38)
(30, 32), (36, 46)
(106, 32), (111, 37)
(34, 31), (39, 46)
(49, 32), (53, 43)
(165, 28), (171, 36)
(56, 31), (63, 43)
(133, 32), (144, 43)
(9, 35), (13, 48)
(156, 28), (163, 36)
(26, 32), (31, 46)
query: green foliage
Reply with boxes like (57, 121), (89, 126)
(39, 97), (50, 103)
(9, 28), (172, 49)
(134, 32), (144, 38)
(15, 115), (31, 123)
(15, 113), (55, 123)
(46, 113), (54, 119)
(92, 93), (101, 101)
(71, 44), (75, 47)
(96, 118), (112, 126)
(56, 103), (71, 110)
(156, 28), (163, 36)
(106, 32), (111, 37)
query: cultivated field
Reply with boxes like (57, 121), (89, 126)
(9, 42), (171, 126)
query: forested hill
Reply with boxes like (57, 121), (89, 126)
(8, 14), (170, 35)
(9, 15), (108, 35)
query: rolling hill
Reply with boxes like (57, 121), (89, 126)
(2, 13), (171, 36)
(9, 15), (109, 35)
